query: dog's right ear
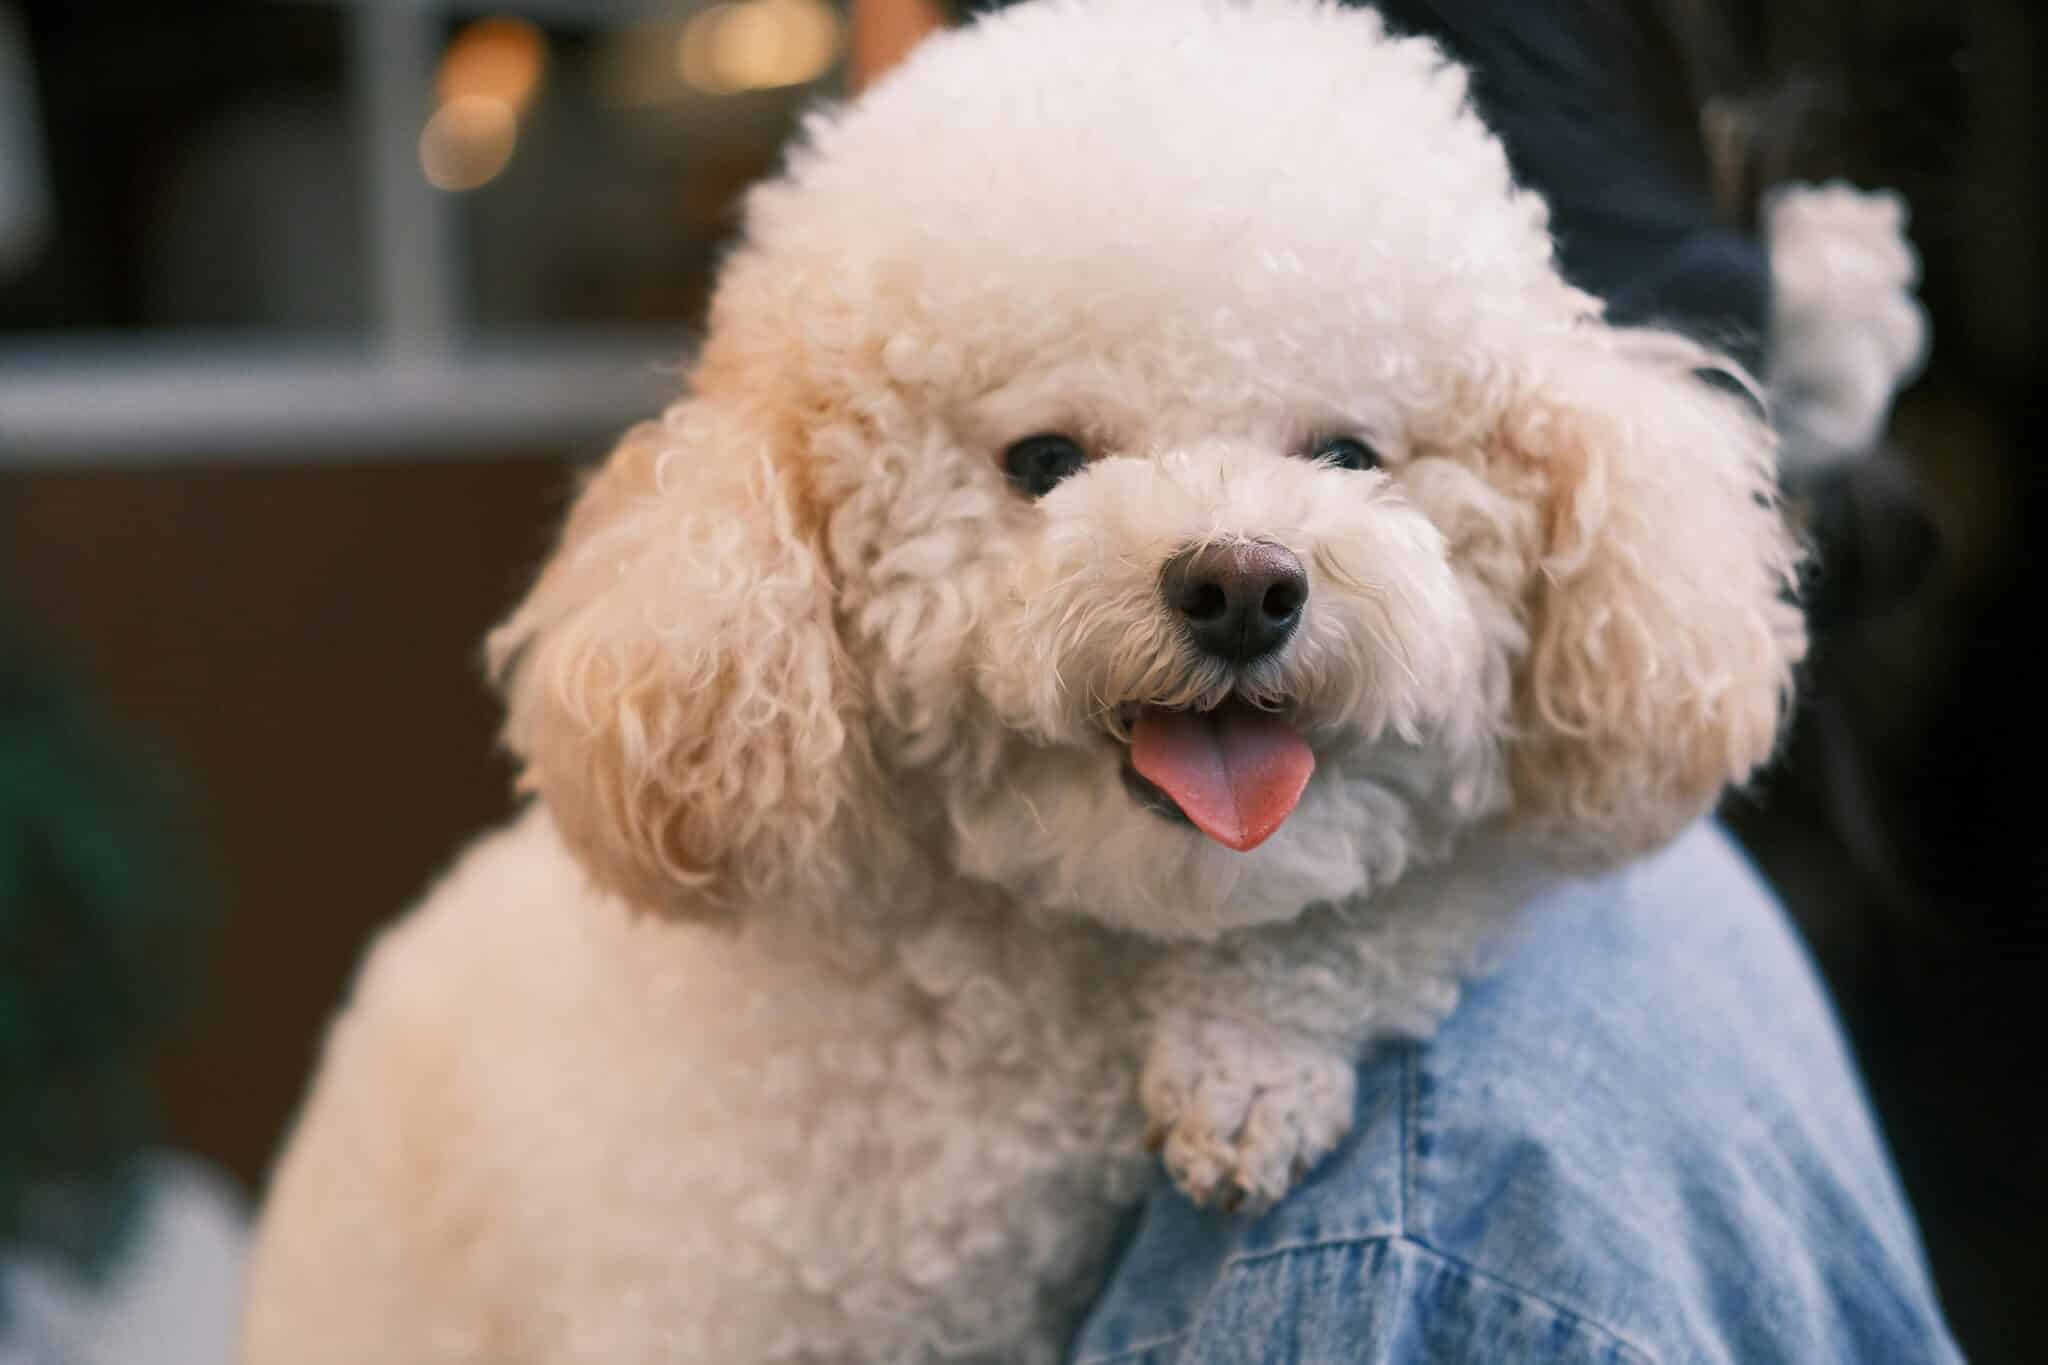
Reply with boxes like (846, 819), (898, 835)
(1504, 329), (1807, 865)
(487, 401), (860, 914)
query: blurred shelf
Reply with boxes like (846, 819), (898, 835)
(0, 332), (688, 466)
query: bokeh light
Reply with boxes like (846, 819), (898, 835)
(436, 17), (548, 115)
(679, 0), (842, 96)
(419, 17), (550, 192)
(419, 94), (517, 192)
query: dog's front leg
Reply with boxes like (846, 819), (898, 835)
(1138, 992), (1359, 1214)
(1134, 904), (1401, 1213)
(1134, 872), (1516, 1214)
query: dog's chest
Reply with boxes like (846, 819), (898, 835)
(564, 908), (1158, 1362)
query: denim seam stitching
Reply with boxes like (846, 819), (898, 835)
(1071, 1328), (1187, 1365)
(1399, 1040), (1416, 1235)
(1224, 1232), (1662, 1365)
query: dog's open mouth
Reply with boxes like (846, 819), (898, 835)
(1118, 697), (1315, 853)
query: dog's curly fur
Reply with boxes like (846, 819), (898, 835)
(242, 2), (1806, 1360)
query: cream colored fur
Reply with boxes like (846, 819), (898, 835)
(243, 2), (1806, 1360)
(1764, 182), (1930, 466)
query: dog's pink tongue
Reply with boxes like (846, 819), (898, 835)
(1131, 701), (1315, 852)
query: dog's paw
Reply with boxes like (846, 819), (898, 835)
(1140, 1020), (1356, 1215)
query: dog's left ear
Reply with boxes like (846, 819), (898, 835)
(1505, 329), (1808, 863)
(487, 400), (862, 914)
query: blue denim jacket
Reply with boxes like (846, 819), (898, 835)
(1069, 826), (1964, 1364)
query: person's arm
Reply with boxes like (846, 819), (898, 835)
(1320, 1), (1934, 625)
(1362, 0), (1775, 372)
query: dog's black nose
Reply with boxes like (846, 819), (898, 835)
(1160, 540), (1308, 662)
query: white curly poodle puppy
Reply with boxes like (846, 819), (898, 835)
(243, 1), (1806, 1360)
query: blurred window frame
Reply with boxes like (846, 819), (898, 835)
(0, 0), (704, 466)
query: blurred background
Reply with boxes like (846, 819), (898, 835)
(0, 0), (2039, 1360)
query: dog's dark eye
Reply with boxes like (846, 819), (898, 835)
(1003, 433), (1089, 498)
(1306, 436), (1380, 471)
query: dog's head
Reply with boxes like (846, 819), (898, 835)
(490, 0), (1805, 935)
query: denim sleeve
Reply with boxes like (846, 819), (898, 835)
(1077, 1235), (1652, 1365)
(1068, 826), (1965, 1365)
